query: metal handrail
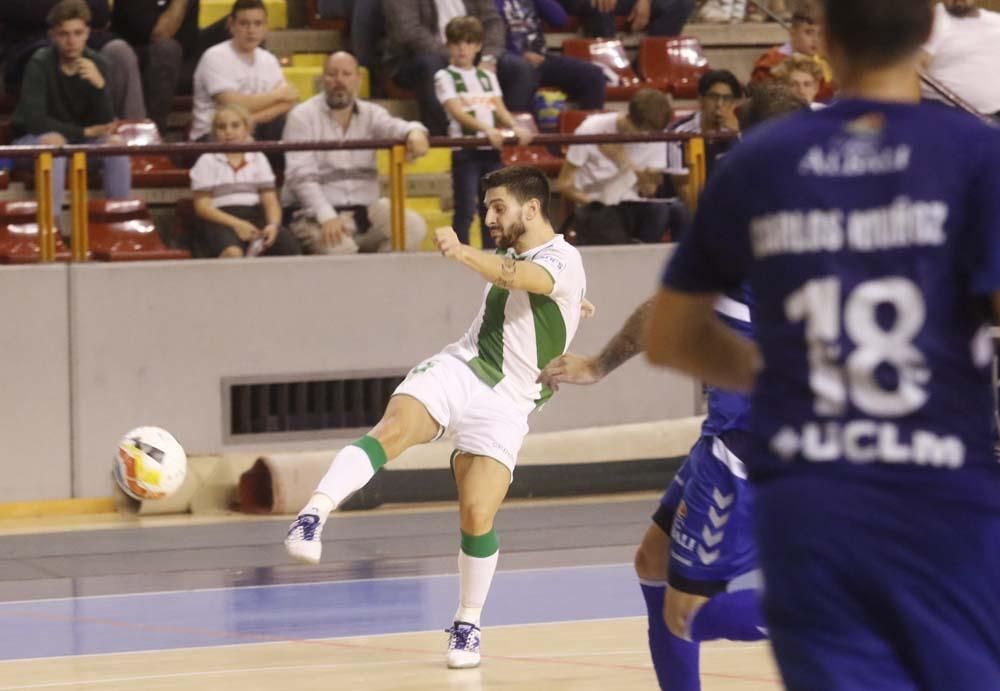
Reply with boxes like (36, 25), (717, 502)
(4, 130), (730, 261)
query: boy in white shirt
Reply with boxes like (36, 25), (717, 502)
(189, 0), (298, 144)
(435, 16), (531, 248)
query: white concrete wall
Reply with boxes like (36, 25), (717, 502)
(0, 246), (692, 500)
(0, 265), (71, 501)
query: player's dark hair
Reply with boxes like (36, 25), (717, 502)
(698, 70), (745, 99)
(47, 0), (91, 28)
(823, 0), (933, 69)
(231, 0), (267, 18)
(738, 82), (809, 131)
(627, 88), (673, 132)
(481, 166), (551, 222)
(445, 16), (484, 44)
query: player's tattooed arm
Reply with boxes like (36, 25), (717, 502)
(595, 297), (655, 377)
(496, 256), (518, 289)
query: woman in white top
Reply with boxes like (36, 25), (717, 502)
(189, 104), (301, 258)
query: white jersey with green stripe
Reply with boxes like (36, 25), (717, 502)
(443, 234), (586, 415)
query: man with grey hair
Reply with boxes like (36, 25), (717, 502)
(281, 51), (431, 253)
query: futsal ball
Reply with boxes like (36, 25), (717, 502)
(113, 426), (187, 501)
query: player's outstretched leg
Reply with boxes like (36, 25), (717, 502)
(446, 453), (510, 669)
(284, 394), (440, 564)
(635, 524), (701, 691)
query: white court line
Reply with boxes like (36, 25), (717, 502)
(0, 658), (427, 690)
(0, 616), (649, 664)
(0, 562), (633, 607)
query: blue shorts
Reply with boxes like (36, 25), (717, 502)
(655, 430), (757, 596)
(755, 473), (1000, 691)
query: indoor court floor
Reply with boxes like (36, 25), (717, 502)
(0, 494), (779, 690)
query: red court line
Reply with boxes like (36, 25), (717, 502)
(0, 609), (781, 685)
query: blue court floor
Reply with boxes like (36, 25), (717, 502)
(0, 564), (642, 660)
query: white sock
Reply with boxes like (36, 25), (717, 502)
(306, 445), (378, 521)
(454, 549), (499, 626)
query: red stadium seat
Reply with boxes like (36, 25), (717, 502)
(639, 37), (710, 99)
(0, 170), (8, 190)
(501, 113), (564, 176)
(86, 199), (190, 261)
(113, 120), (190, 188)
(0, 201), (72, 263)
(561, 38), (651, 100)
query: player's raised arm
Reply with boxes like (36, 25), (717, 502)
(539, 296), (653, 390)
(435, 227), (555, 295)
(646, 288), (760, 394)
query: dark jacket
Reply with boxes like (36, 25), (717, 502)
(111, 0), (200, 57)
(384, 0), (506, 69)
(11, 46), (114, 143)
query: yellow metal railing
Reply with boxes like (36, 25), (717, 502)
(10, 131), (719, 262)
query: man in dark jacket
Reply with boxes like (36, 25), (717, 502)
(111, 0), (228, 135)
(0, 0), (145, 119)
(496, 0), (605, 112)
(384, 0), (535, 135)
(11, 0), (131, 227)
(558, 0), (694, 38)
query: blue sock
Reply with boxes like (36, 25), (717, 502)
(688, 589), (768, 642)
(640, 581), (700, 691)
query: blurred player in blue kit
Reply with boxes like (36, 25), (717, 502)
(647, 1), (1000, 689)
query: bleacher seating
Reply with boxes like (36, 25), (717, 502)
(113, 120), (190, 189)
(501, 114), (563, 176)
(86, 199), (190, 261)
(639, 37), (710, 99)
(561, 39), (652, 100)
(0, 201), (72, 263)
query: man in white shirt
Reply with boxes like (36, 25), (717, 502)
(922, 0), (1000, 116)
(189, 0), (298, 142)
(555, 88), (674, 244)
(281, 51), (431, 253)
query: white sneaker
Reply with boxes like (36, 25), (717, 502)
(697, 0), (732, 22)
(446, 621), (481, 669)
(284, 513), (323, 564)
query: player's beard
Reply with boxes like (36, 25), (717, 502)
(326, 88), (353, 110)
(492, 219), (527, 250)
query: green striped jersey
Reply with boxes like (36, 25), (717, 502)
(433, 65), (503, 138)
(444, 235), (587, 414)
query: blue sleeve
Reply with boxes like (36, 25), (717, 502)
(965, 129), (1000, 296)
(662, 155), (753, 295)
(534, 0), (570, 28)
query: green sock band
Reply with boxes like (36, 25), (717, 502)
(461, 529), (499, 558)
(353, 435), (388, 472)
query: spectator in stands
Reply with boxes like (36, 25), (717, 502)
(751, 0), (832, 99)
(190, 0), (296, 145)
(282, 51), (431, 254)
(10, 0), (131, 229)
(437, 16), (532, 248)
(665, 69), (742, 177)
(922, 0), (1000, 117)
(771, 54), (822, 108)
(557, 0), (694, 37)
(190, 103), (300, 258)
(112, 0), (229, 137)
(0, 0), (145, 120)
(383, 0), (535, 136)
(316, 0), (385, 70)
(496, 0), (606, 112)
(556, 88), (672, 244)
